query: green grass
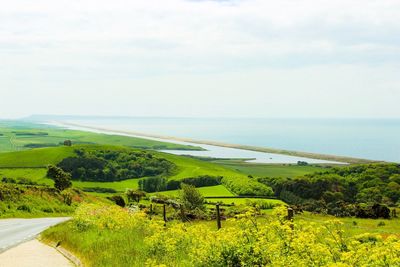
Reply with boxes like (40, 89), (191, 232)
(0, 174), (141, 193)
(0, 184), (75, 218)
(0, 168), (48, 181)
(161, 154), (249, 180)
(297, 212), (400, 237)
(204, 197), (285, 205)
(0, 145), (254, 195)
(73, 179), (141, 192)
(152, 185), (235, 197)
(0, 121), (202, 153)
(40, 204), (400, 267)
(0, 146), (75, 167)
(214, 161), (328, 178)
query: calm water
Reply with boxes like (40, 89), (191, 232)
(60, 118), (400, 162)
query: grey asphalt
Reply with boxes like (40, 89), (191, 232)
(0, 217), (70, 253)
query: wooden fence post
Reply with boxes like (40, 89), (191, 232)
(216, 204), (222, 230)
(180, 205), (185, 222)
(288, 208), (294, 221)
(163, 204), (167, 226)
(392, 209), (397, 218)
(287, 207), (294, 229)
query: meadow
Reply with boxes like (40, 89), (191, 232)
(0, 183), (104, 218)
(151, 185), (235, 197)
(41, 204), (400, 267)
(0, 143), (269, 197)
(213, 160), (328, 178)
(0, 121), (202, 152)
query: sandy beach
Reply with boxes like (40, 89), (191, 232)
(52, 121), (375, 164)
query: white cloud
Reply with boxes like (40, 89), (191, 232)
(0, 0), (399, 118)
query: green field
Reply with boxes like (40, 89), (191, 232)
(0, 167), (143, 191)
(0, 146), (76, 167)
(0, 145), (254, 195)
(158, 153), (249, 180)
(0, 121), (202, 153)
(297, 212), (400, 237)
(0, 168), (48, 182)
(151, 185), (235, 197)
(214, 160), (328, 177)
(204, 197), (285, 205)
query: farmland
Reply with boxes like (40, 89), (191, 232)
(213, 160), (328, 178)
(0, 143), (269, 197)
(1, 122), (399, 267)
(0, 121), (202, 152)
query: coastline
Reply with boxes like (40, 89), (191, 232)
(53, 121), (377, 164)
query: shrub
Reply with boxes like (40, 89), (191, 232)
(107, 195), (126, 207)
(222, 176), (273, 196)
(126, 189), (146, 203)
(17, 204), (31, 212)
(179, 184), (204, 211)
(82, 187), (117, 193)
(1, 177), (16, 184)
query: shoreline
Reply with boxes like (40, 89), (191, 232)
(54, 121), (377, 164)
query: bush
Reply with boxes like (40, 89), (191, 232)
(2, 177), (16, 184)
(179, 184), (204, 211)
(222, 176), (273, 196)
(126, 189), (146, 203)
(82, 187), (117, 193)
(107, 195), (126, 207)
(17, 204), (31, 212)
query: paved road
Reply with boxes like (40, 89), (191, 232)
(0, 217), (70, 253)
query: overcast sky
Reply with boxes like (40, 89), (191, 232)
(1, 0), (400, 119)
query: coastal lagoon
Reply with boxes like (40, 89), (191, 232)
(44, 117), (400, 162)
(49, 122), (345, 164)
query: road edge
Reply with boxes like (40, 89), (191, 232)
(43, 240), (83, 267)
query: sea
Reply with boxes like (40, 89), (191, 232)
(53, 117), (400, 163)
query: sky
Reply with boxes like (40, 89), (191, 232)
(1, 0), (400, 119)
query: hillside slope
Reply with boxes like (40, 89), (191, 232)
(0, 145), (272, 196)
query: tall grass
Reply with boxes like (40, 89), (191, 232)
(41, 204), (400, 267)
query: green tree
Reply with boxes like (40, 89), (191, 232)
(63, 140), (72, 146)
(48, 165), (72, 191)
(179, 183), (204, 211)
(126, 189), (146, 203)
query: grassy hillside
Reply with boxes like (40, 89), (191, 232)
(0, 146), (75, 167)
(0, 168), (49, 183)
(152, 185), (235, 197)
(213, 160), (327, 178)
(0, 121), (202, 152)
(0, 144), (269, 196)
(157, 153), (249, 180)
(0, 183), (103, 218)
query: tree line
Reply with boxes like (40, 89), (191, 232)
(257, 163), (400, 218)
(56, 148), (176, 182)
